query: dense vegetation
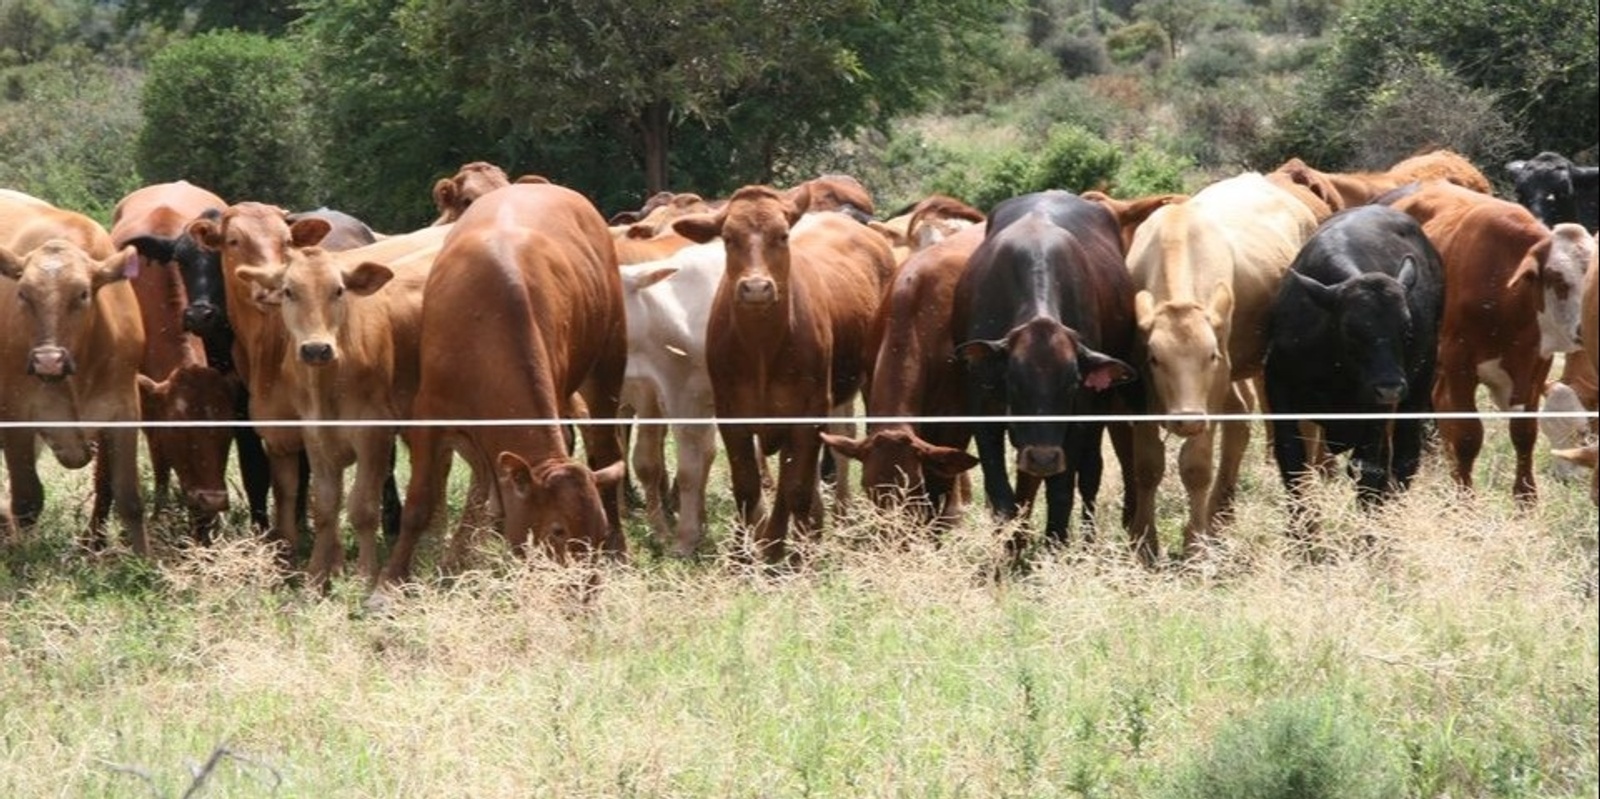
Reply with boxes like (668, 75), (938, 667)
(1, 0), (1595, 229)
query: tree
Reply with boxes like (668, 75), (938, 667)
(398, 0), (1004, 195)
(119, 0), (301, 35)
(137, 31), (324, 208)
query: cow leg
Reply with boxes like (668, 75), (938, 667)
(1434, 367), (1482, 493)
(630, 388), (673, 545)
(1041, 471), (1075, 546)
(264, 448), (304, 566)
(90, 436), (114, 549)
(1073, 423), (1107, 543)
(670, 420), (717, 558)
(1107, 421), (1136, 530)
(380, 456), (402, 544)
(827, 401), (855, 515)
(1176, 425), (1216, 559)
(348, 434), (392, 585)
(722, 426), (766, 561)
(103, 428), (148, 556)
(1509, 357), (1552, 506)
(1208, 384), (1252, 535)
(3, 431), (43, 528)
(145, 434), (174, 511)
(1127, 422), (1164, 566)
(234, 427), (273, 531)
(770, 427), (825, 565)
(304, 457), (346, 589)
(972, 422), (1018, 519)
(1392, 412), (1425, 494)
(446, 453), (495, 571)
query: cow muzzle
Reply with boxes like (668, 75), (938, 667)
(27, 346), (75, 382)
(185, 488), (230, 515)
(1371, 381), (1407, 406)
(1164, 411), (1207, 438)
(1017, 446), (1066, 477)
(183, 302), (223, 335)
(736, 277), (777, 306)
(299, 341), (335, 365)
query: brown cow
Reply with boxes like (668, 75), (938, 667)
(430, 161), (512, 225)
(380, 183), (628, 586)
(0, 192), (146, 551)
(235, 225), (447, 585)
(821, 226), (983, 525)
(869, 194), (987, 265)
(134, 363), (236, 542)
(1272, 149), (1492, 212)
(787, 174), (877, 221)
(675, 186), (895, 564)
(110, 181), (232, 535)
(1387, 182), (1593, 502)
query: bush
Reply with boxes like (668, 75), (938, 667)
(1176, 81), (1276, 168)
(1163, 695), (1403, 799)
(1029, 124), (1121, 192)
(1106, 20), (1169, 66)
(0, 58), (141, 222)
(1344, 57), (1522, 172)
(137, 30), (324, 208)
(1048, 33), (1109, 79)
(1111, 144), (1195, 196)
(1179, 30), (1259, 87)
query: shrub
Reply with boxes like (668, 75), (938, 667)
(1106, 20), (1169, 66)
(1048, 33), (1109, 79)
(1163, 695), (1403, 799)
(1179, 30), (1259, 87)
(1111, 144), (1195, 196)
(0, 58), (141, 221)
(137, 30), (324, 208)
(1344, 58), (1523, 172)
(1175, 81), (1275, 168)
(1029, 124), (1121, 193)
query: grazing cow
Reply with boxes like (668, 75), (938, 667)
(1541, 381), (1592, 481)
(135, 363), (237, 542)
(381, 183), (628, 585)
(1264, 206), (1445, 528)
(673, 187), (895, 564)
(109, 181), (232, 536)
(1506, 152), (1599, 232)
(1122, 173), (1320, 562)
(1272, 149), (1492, 212)
(1386, 182), (1594, 502)
(951, 191), (1139, 550)
(0, 192), (146, 551)
(234, 225), (446, 585)
(822, 226), (984, 525)
(430, 161), (511, 225)
(617, 243), (726, 556)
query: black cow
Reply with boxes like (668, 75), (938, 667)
(951, 191), (1138, 552)
(1506, 152), (1599, 232)
(1264, 205), (1444, 526)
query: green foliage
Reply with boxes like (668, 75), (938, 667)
(1106, 19), (1169, 66)
(137, 30), (324, 209)
(1048, 32), (1110, 78)
(1164, 695), (1404, 799)
(926, 124), (1122, 211)
(1179, 30), (1259, 86)
(118, 0), (302, 35)
(0, 0), (69, 65)
(1111, 143), (1195, 196)
(0, 57), (142, 222)
(1030, 124), (1122, 191)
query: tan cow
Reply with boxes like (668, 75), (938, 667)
(1123, 173), (1321, 561)
(1551, 234), (1599, 505)
(0, 192), (146, 551)
(430, 161), (512, 225)
(380, 183), (628, 586)
(674, 186), (895, 564)
(869, 194), (987, 265)
(1272, 149), (1492, 213)
(235, 225), (447, 585)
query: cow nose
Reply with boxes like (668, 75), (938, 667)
(1017, 446), (1066, 477)
(1165, 411), (1207, 438)
(1373, 381), (1406, 405)
(183, 302), (220, 334)
(186, 489), (230, 514)
(737, 277), (777, 305)
(27, 346), (74, 381)
(299, 342), (335, 364)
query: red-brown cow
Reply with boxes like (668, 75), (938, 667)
(1387, 182), (1594, 502)
(110, 181), (233, 536)
(1273, 149), (1493, 212)
(380, 183), (628, 586)
(0, 192), (146, 551)
(430, 161), (512, 225)
(675, 186), (895, 564)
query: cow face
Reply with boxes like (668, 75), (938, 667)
(1134, 285), (1232, 436)
(1508, 153), (1579, 228)
(676, 185), (808, 309)
(126, 211), (229, 336)
(497, 452), (626, 562)
(959, 316), (1136, 477)
(1510, 223), (1593, 356)
(820, 428), (978, 515)
(432, 161), (511, 225)
(236, 249), (394, 366)
(190, 203), (329, 311)
(138, 364), (237, 517)
(0, 240), (136, 383)
(1293, 267), (1416, 405)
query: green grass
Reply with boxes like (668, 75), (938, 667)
(1, 413), (1596, 797)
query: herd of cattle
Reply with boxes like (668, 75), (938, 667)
(0, 148), (1596, 587)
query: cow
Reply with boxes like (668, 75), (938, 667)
(0, 192), (146, 552)
(1119, 173), (1320, 562)
(1264, 205), (1445, 534)
(821, 226), (984, 526)
(109, 181), (232, 537)
(379, 183), (629, 587)
(134, 363), (237, 543)
(869, 194), (987, 264)
(1551, 239), (1599, 505)
(1386, 182), (1594, 503)
(673, 186), (895, 565)
(287, 207), (382, 249)
(951, 191), (1140, 555)
(430, 161), (512, 225)
(788, 174), (877, 223)
(1272, 149), (1492, 213)
(617, 243), (726, 556)
(1506, 152), (1599, 232)
(1541, 380), (1592, 481)
(234, 224), (446, 585)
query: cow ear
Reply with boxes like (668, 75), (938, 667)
(1078, 346), (1138, 391)
(343, 261), (394, 296)
(497, 451), (535, 497)
(0, 246), (22, 281)
(1506, 160), (1526, 177)
(136, 372), (165, 399)
(92, 246), (139, 289)
(1506, 239), (1549, 290)
(187, 217), (223, 250)
(514, 174), (550, 185)
(915, 442), (981, 478)
(672, 213), (724, 244)
(1134, 290), (1157, 333)
(1291, 270), (1339, 310)
(625, 222), (657, 240)
(432, 178), (458, 213)
(955, 339), (1006, 365)
(234, 265), (285, 304)
(125, 235), (178, 264)
(819, 432), (869, 462)
(623, 265), (679, 292)
(1206, 283), (1234, 329)
(589, 459), (627, 490)
(782, 183), (813, 221)
(1397, 256), (1418, 290)
(289, 217), (331, 248)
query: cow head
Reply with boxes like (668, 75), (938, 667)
(236, 248), (394, 366)
(432, 161), (511, 225)
(1508, 223), (1593, 356)
(125, 209), (228, 336)
(957, 316), (1136, 477)
(675, 185), (808, 309)
(0, 240), (137, 383)
(497, 452), (627, 562)
(1134, 284), (1233, 436)
(1290, 263), (1417, 405)
(820, 428), (978, 517)
(137, 364), (237, 519)
(1507, 152), (1580, 228)
(190, 203), (329, 312)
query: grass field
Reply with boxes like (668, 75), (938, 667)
(1, 414), (1596, 798)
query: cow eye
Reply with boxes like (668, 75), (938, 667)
(1210, 351), (1220, 363)
(1147, 356), (1159, 368)
(334, 286), (345, 299)
(281, 286), (295, 301)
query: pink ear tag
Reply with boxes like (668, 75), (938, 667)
(124, 253), (142, 279)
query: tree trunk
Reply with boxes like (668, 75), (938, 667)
(638, 100), (671, 195)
